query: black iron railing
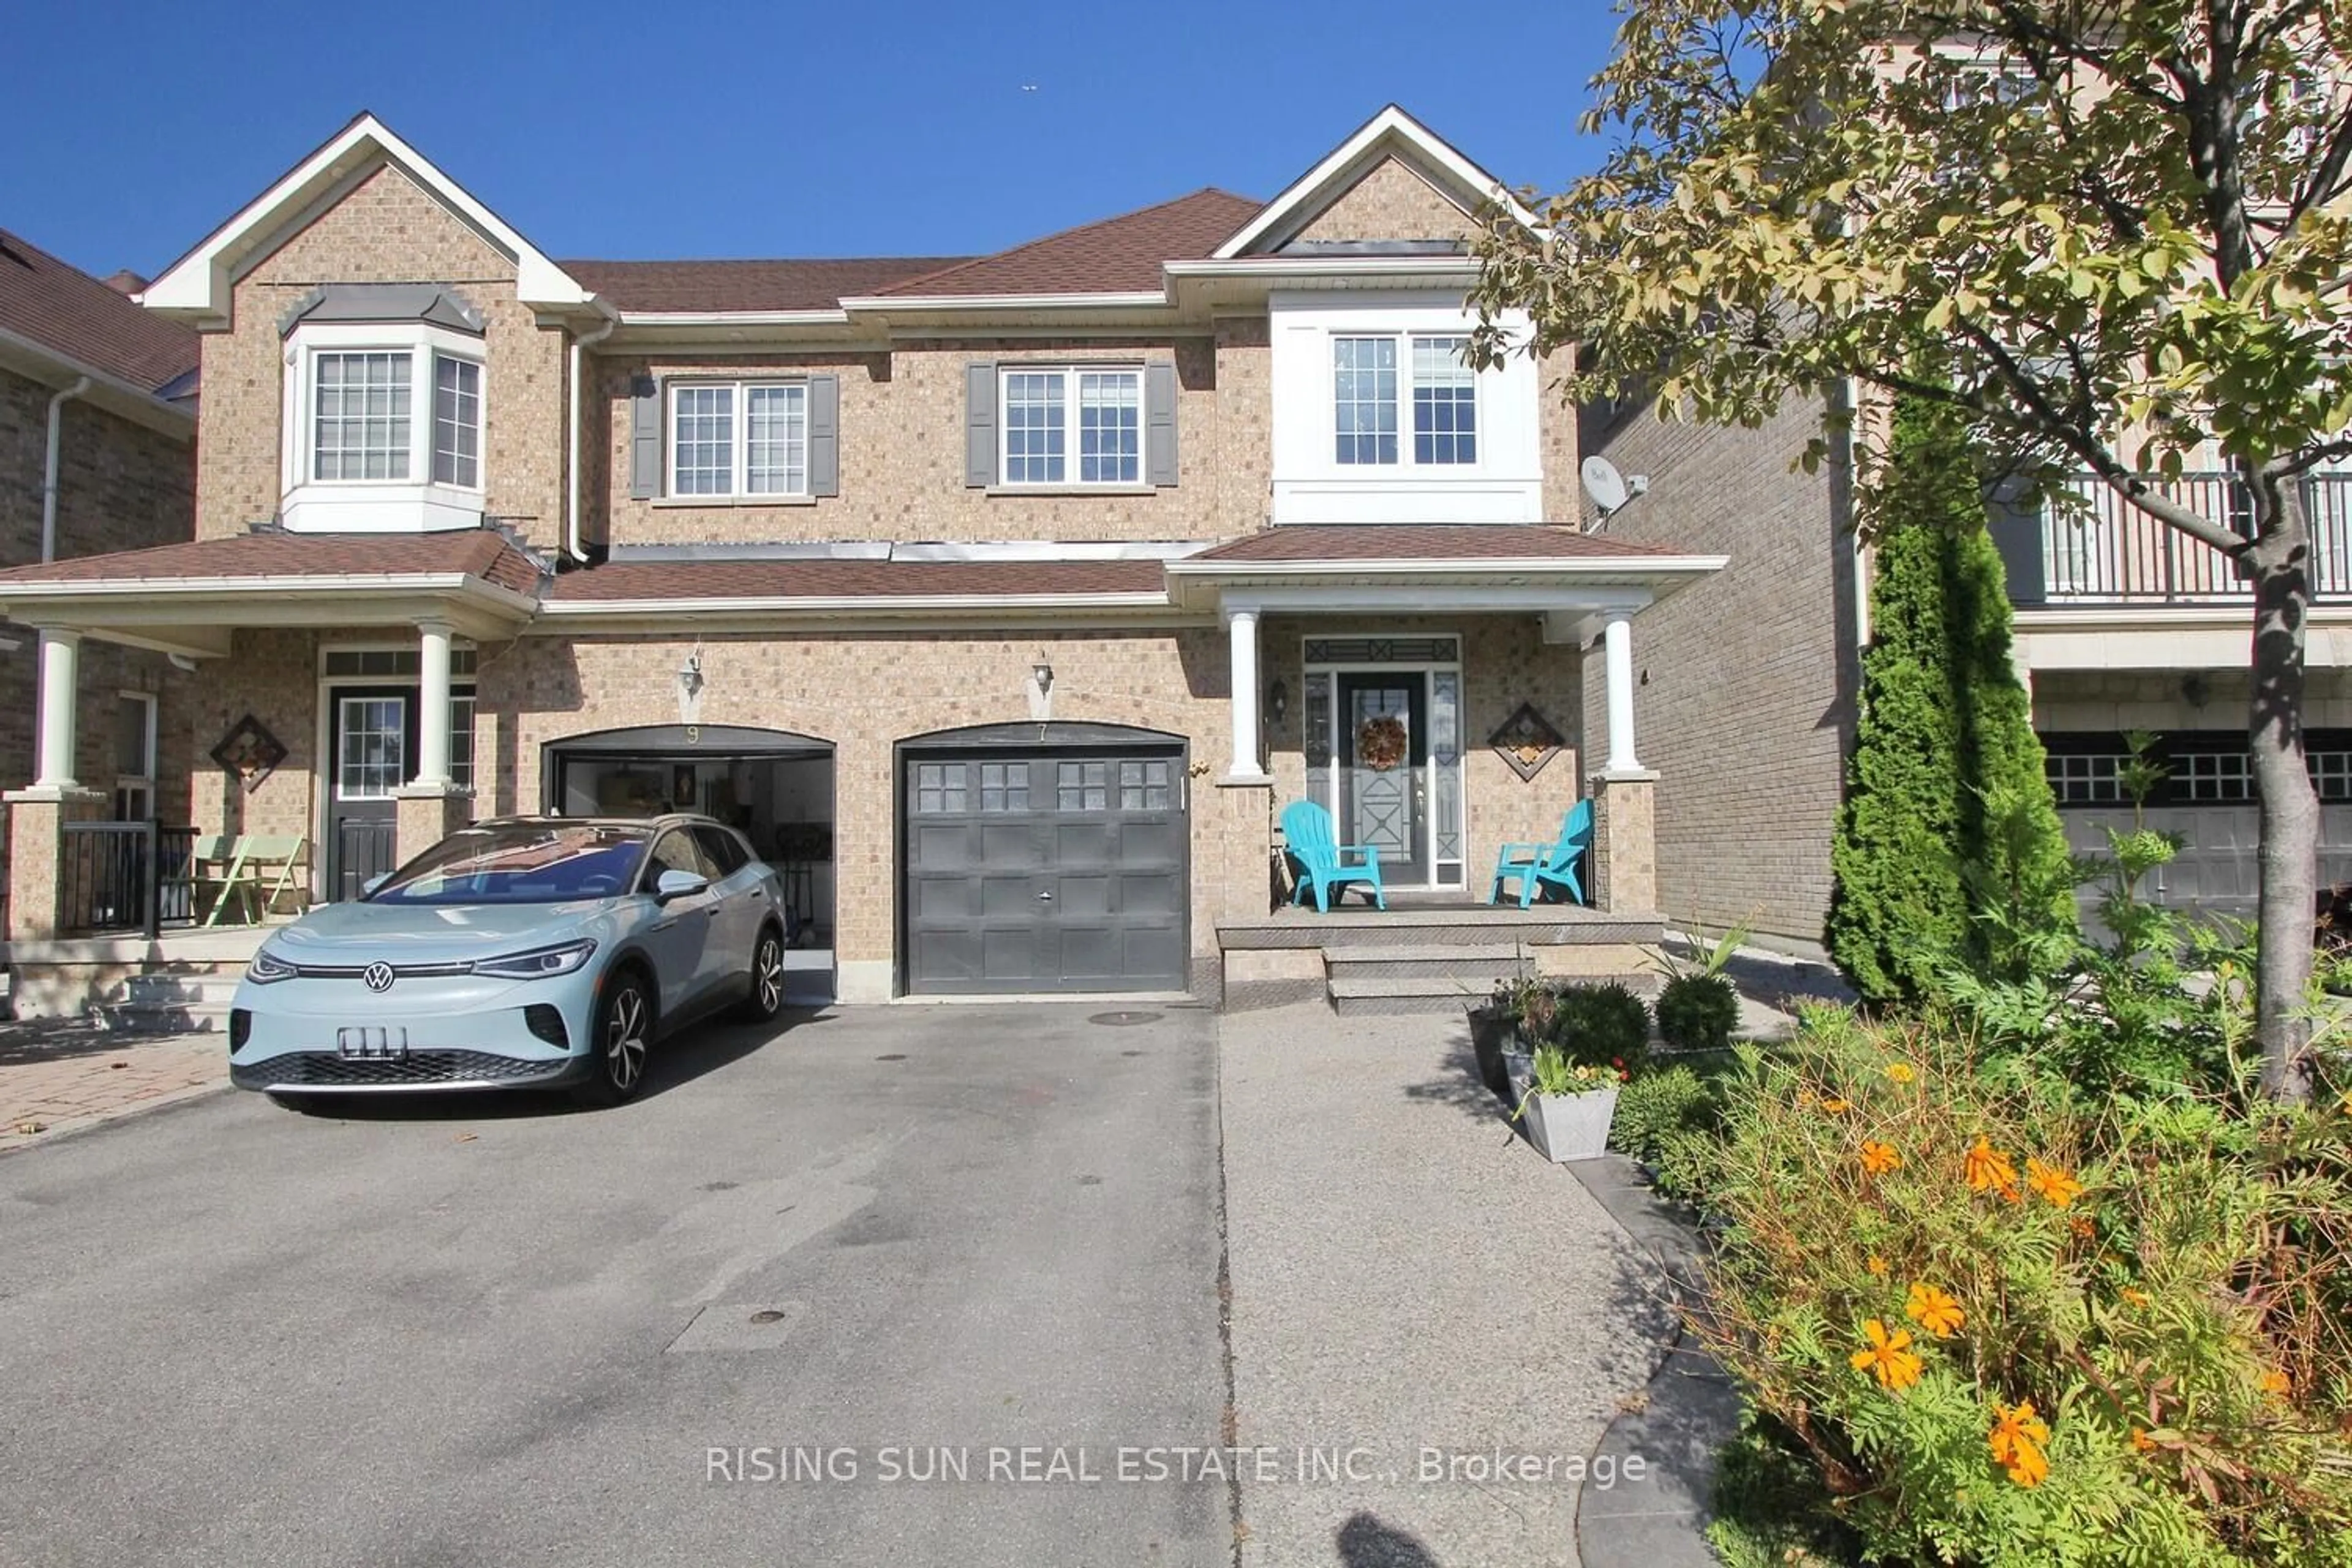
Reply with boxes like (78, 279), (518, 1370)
(2000, 471), (2352, 605)
(59, 821), (200, 938)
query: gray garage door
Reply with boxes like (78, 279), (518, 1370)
(2062, 804), (2352, 922)
(903, 745), (1187, 994)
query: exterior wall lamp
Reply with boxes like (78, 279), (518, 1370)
(1033, 657), (1054, 697)
(1267, 678), (1289, 725)
(676, 650), (705, 703)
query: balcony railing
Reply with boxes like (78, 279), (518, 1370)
(59, 821), (200, 938)
(1995, 471), (2352, 605)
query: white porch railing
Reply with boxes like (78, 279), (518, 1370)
(2015, 472), (2352, 603)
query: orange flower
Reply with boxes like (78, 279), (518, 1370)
(1821, 1097), (1852, 1115)
(1850, 1319), (1924, 1392)
(2069, 1215), (2096, 1240)
(1964, 1137), (2018, 1195)
(1905, 1282), (1966, 1338)
(1860, 1140), (1903, 1176)
(1866, 1254), (1890, 1277)
(2026, 1157), (2084, 1209)
(2260, 1368), (2293, 1398)
(2131, 1428), (2157, 1453)
(2119, 1287), (2151, 1309)
(1884, 1061), (1917, 1084)
(1989, 1401), (2052, 1487)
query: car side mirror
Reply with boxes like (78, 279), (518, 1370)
(654, 869), (709, 902)
(361, 872), (391, 897)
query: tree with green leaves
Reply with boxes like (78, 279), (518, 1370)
(1827, 396), (2077, 1008)
(1471, 0), (2352, 1099)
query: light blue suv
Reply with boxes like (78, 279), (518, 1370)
(228, 815), (790, 1106)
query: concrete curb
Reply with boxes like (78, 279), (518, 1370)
(1564, 1155), (1740, 1568)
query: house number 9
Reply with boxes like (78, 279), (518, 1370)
(685, 725), (699, 745)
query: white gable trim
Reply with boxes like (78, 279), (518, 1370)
(140, 114), (591, 324)
(1213, 105), (1538, 260)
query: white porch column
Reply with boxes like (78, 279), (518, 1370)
(34, 628), (81, 790)
(1225, 606), (1267, 780)
(1602, 611), (1639, 774)
(413, 618), (454, 789)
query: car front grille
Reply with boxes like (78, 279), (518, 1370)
(239, 1051), (571, 1088)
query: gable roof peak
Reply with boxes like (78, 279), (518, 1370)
(1214, 103), (1535, 260)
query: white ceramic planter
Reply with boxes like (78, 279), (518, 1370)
(1521, 1085), (1619, 1163)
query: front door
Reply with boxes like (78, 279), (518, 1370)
(1338, 674), (1429, 887)
(328, 689), (409, 900)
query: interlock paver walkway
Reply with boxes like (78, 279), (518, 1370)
(0, 1022), (225, 1153)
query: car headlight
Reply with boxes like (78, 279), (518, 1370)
(473, 939), (598, 981)
(246, 946), (298, 985)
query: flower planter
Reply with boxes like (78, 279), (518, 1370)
(1468, 1007), (1521, 1100)
(1518, 1085), (1620, 1163)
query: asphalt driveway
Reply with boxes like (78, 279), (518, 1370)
(0, 1003), (1227, 1568)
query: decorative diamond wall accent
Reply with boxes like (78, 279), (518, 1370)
(211, 715), (287, 794)
(1488, 702), (1567, 782)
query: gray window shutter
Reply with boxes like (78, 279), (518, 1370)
(1145, 360), (1179, 487)
(808, 374), (840, 497)
(965, 362), (997, 488)
(628, 375), (663, 499)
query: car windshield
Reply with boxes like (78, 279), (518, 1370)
(368, 823), (651, 906)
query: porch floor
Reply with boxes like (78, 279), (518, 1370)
(1219, 897), (1660, 951)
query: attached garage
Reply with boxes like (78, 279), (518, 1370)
(899, 723), (1188, 995)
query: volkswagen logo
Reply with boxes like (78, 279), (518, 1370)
(361, 962), (396, 993)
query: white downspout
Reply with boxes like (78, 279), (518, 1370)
(566, 312), (620, 564)
(42, 377), (92, 562)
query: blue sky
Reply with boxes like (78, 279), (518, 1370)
(0, 0), (1623, 279)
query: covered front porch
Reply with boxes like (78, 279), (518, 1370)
(1167, 525), (1724, 1009)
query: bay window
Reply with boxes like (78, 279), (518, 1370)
(308, 348), (482, 488)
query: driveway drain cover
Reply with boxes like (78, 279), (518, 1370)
(1088, 1011), (1163, 1027)
(875, 1053), (908, 1061)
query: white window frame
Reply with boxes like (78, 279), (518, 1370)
(1330, 333), (1479, 470)
(113, 690), (157, 823)
(666, 379), (811, 499)
(279, 320), (488, 533)
(995, 364), (1145, 488)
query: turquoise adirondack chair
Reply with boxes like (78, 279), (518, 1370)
(1488, 799), (1594, 908)
(1279, 799), (1388, 912)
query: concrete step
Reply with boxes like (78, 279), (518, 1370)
(92, 1004), (228, 1035)
(1322, 943), (1529, 982)
(1326, 974), (1493, 1016)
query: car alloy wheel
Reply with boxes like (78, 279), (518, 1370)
(739, 927), (786, 1022)
(579, 973), (652, 1106)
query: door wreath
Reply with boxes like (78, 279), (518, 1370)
(1355, 714), (1409, 772)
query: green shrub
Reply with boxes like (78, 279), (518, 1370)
(1656, 971), (1740, 1051)
(1610, 1063), (1721, 1164)
(1689, 1009), (2352, 1567)
(1538, 979), (1649, 1071)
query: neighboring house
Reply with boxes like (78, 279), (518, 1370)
(1581, 386), (2352, 956)
(0, 107), (1722, 1009)
(0, 227), (198, 909)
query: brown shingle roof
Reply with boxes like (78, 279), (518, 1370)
(560, 256), (970, 314)
(1185, 526), (1691, 563)
(0, 528), (545, 595)
(874, 189), (1262, 298)
(549, 558), (1168, 602)
(0, 226), (198, 393)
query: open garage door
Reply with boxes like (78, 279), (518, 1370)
(900, 723), (1188, 995)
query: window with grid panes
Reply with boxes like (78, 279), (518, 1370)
(913, 763), (966, 814)
(1057, 761), (1108, 812)
(1118, 759), (1171, 810)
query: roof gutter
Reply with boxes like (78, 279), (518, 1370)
(41, 377), (92, 564)
(566, 303), (623, 564)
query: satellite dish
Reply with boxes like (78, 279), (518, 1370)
(1581, 457), (1629, 516)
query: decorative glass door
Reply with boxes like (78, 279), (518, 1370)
(329, 691), (407, 900)
(1302, 636), (1466, 891)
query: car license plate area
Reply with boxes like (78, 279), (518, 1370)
(337, 1026), (409, 1061)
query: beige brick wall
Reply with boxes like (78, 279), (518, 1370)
(1578, 393), (1858, 948)
(1259, 614), (1587, 889)
(1290, 157), (1478, 245)
(196, 162), (570, 549)
(595, 337), (1237, 546)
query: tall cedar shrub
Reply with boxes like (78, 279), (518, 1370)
(1826, 398), (2075, 1008)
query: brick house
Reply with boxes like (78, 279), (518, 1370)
(0, 107), (1720, 1011)
(0, 227), (199, 918)
(1581, 388), (2352, 956)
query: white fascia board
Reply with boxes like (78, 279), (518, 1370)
(540, 591), (1175, 620)
(0, 326), (195, 437)
(0, 571), (540, 618)
(1163, 554), (1728, 581)
(1164, 257), (1477, 282)
(1212, 105), (1539, 261)
(141, 113), (589, 322)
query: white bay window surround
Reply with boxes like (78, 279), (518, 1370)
(279, 320), (486, 533)
(1270, 292), (1541, 524)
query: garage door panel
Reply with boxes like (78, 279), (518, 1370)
(905, 746), (1187, 995)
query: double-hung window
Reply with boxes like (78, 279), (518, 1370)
(309, 348), (484, 488)
(1000, 367), (1142, 486)
(670, 381), (809, 497)
(1333, 334), (1477, 467)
